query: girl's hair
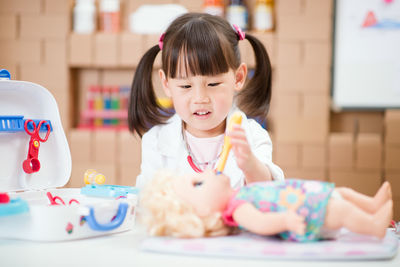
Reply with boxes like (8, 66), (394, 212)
(129, 13), (272, 137)
(138, 171), (233, 238)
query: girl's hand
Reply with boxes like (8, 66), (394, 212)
(228, 125), (272, 182)
(228, 124), (253, 173)
(285, 210), (306, 235)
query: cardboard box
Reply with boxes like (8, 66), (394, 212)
(118, 130), (141, 164)
(384, 145), (400, 171)
(50, 86), (71, 130)
(20, 15), (69, 40)
(68, 161), (117, 188)
(102, 69), (133, 87)
(275, 66), (330, 93)
(20, 64), (69, 89)
(385, 110), (400, 145)
(176, 0), (203, 12)
(18, 40), (42, 64)
(0, 0), (41, 15)
(0, 40), (18, 65)
(69, 33), (94, 66)
(356, 133), (382, 170)
(329, 170), (382, 196)
(301, 93), (330, 119)
(303, 0), (333, 18)
(328, 133), (354, 170)
(274, 143), (300, 169)
(77, 69), (101, 112)
(330, 111), (384, 134)
(384, 171), (400, 199)
(118, 163), (140, 186)
(44, 40), (67, 67)
(93, 130), (117, 163)
(303, 41), (331, 66)
(44, 0), (71, 15)
(276, 41), (302, 66)
(69, 129), (92, 162)
(0, 15), (17, 40)
(394, 199), (400, 221)
(284, 168), (327, 181)
(274, 117), (329, 143)
(119, 32), (144, 67)
(277, 15), (332, 41)
(275, 0), (303, 16)
(94, 33), (119, 67)
(269, 92), (300, 119)
(301, 143), (327, 169)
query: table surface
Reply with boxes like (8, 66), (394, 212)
(1, 228), (399, 267)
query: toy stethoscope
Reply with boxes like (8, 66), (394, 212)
(22, 119), (51, 173)
(186, 112), (243, 175)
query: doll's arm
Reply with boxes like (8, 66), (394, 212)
(232, 203), (306, 235)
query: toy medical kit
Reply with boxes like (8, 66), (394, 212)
(0, 70), (137, 241)
(215, 112), (243, 174)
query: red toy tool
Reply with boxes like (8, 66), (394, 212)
(22, 120), (51, 173)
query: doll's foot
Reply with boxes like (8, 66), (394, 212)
(373, 181), (392, 210)
(372, 200), (393, 239)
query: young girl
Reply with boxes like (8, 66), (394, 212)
(128, 13), (283, 189)
(139, 170), (393, 241)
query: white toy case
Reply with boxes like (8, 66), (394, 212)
(0, 70), (137, 241)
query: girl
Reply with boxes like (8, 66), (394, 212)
(139, 170), (393, 241)
(128, 13), (284, 189)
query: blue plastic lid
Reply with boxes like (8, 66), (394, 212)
(81, 184), (139, 198)
(0, 69), (11, 80)
(0, 198), (29, 217)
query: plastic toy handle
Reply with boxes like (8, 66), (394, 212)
(84, 202), (129, 231)
(216, 112), (243, 174)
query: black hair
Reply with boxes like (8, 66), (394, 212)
(129, 13), (272, 137)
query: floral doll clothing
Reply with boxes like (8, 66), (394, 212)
(222, 179), (335, 242)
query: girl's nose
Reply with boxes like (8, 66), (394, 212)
(193, 86), (210, 103)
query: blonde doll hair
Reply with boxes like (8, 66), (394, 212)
(138, 171), (233, 238)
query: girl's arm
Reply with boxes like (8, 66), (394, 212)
(232, 203), (306, 236)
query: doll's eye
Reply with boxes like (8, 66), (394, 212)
(193, 181), (203, 187)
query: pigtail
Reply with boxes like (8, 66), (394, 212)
(237, 33), (272, 119)
(128, 45), (171, 137)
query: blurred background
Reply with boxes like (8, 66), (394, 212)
(0, 0), (399, 220)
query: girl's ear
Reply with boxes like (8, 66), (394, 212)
(159, 69), (172, 97)
(234, 63), (247, 92)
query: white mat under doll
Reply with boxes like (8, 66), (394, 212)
(139, 170), (393, 242)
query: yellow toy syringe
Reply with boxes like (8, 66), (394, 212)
(215, 112), (243, 175)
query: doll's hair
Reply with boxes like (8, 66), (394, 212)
(138, 171), (234, 238)
(129, 12), (272, 137)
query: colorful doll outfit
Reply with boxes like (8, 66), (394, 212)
(222, 179), (335, 242)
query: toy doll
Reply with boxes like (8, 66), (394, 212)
(139, 170), (393, 241)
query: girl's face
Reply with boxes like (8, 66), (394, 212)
(172, 170), (235, 217)
(159, 64), (247, 137)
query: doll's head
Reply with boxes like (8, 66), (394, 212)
(139, 170), (235, 238)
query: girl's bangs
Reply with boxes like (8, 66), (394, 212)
(164, 27), (233, 78)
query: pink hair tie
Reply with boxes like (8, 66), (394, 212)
(233, 24), (245, 41)
(159, 33), (165, 50)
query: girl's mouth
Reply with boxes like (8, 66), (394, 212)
(194, 111), (211, 118)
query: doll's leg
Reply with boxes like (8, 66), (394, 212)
(335, 181), (392, 214)
(324, 198), (393, 239)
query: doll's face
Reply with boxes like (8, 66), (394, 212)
(172, 170), (235, 217)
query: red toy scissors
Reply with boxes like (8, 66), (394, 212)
(22, 120), (51, 173)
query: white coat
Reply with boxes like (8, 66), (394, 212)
(136, 109), (284, 189)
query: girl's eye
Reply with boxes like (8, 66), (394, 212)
(180, 85), (191, 89)
(208, 83), (220, 87)
(193, 181), (203, 187)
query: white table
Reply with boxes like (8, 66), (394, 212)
(0, 228), (399, 267)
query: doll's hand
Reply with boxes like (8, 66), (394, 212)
(285, 210), (306, 235)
